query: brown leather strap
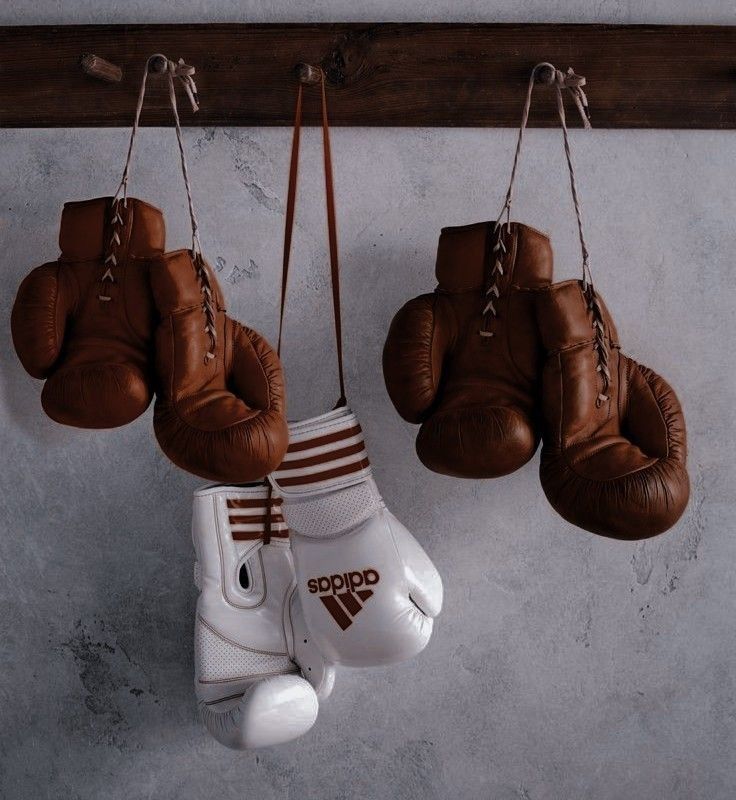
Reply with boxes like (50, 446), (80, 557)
(277, 71), (346, 408)
(263, 483), (273, 545)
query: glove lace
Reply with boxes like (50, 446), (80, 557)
(98, 198), (125, 302)
(112, 54), (216, 362)
(489, 61), (608, 406)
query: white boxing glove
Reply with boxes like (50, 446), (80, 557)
(271, 406), (443, 667)
(192, 483), (335, 750)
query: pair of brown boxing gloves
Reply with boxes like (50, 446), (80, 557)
(11, 196), (287, 482)
(382, 221), (690, 540)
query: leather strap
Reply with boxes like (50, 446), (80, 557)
(263, 483), (273, 545)
(277, 71), (346, 408)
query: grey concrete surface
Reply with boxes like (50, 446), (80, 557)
(1, 2), (735, 799)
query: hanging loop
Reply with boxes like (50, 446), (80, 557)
(277, 67), (346, 409)
(495, 61), (609, 406)
(113, 54), (199, 207)
(496, 61), (591, 238)
(111, 53), (215, 360)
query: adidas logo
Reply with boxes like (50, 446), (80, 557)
(307, 569), (380, 630)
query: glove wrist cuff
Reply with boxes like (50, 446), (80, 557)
(279, 479), (383, 539)
(272, 406), (372, 497)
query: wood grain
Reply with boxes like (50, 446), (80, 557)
(1, 23), (735, 128)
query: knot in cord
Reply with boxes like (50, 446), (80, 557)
(537, 64), (591, 128)
(166, 57), (200, 113)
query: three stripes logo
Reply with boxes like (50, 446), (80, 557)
(307, 569), (380, 630)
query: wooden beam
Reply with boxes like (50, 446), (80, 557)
(1, 23), (735, 128)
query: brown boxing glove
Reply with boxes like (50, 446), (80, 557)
(536, 280), (690, 539)
(11, 197), (164, 428)
(383, 221), (552, 478)
(151, 249), (288, 482)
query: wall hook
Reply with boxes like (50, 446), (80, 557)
(80, 54), (122, 83)
(147, 54), (169, 74)
(294, 62), (323, 85)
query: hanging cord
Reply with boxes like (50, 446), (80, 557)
(163, 58), (217, 362)
(495, 62), (590, 233)
(113, 55), (199, 206)
(110, 54), (216, 362)
(487, 62), (608, 406)
(277, 69), (346, 408)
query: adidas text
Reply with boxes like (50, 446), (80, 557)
(307, 569), (380, 595)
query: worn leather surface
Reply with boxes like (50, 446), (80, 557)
(383, 221), (552, 478)
(536, 279), (690, 539)
(151, 249), (288, 482)
(11, 197), (164, 428)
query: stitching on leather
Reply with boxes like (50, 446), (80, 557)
(52, 263), (63, 358)
(288, 413), (358, 438)
(214, 495), (268, 611)
(245, 326), (274, 412)
(167, 314), (176, 399)
(429, 294), (440, 398)
(197, 614), (287, 656)
(634, 362), (671, 459)
(556, 354), (563, 447)
(283, 583), (297, 661)
(170, 303), (206, 316)
(66, 261), (82, 318)
(279, 468), (375, 501)
(198, 668), (297, 686)
(549, 450), (658, 483)
(224, 313), (233, 379)
(554, 356), (664, 481)
(168, 392), (261, 429)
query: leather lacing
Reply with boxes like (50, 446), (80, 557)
(488, 61), (610, 407)
(112, 54), (217, 363)
(98, 200), (125, 302)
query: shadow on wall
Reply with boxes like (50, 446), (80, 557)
(0, 279), (206, 760)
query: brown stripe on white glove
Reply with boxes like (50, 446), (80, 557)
(274, 414), (370, 491)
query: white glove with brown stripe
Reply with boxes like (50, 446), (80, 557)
(271, 406), (443, 667)
(192, 482), (335, 749)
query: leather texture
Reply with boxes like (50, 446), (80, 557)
(271, 406), (443, 667)
(536, 280), (690, 539)
(193, 482), (334, 750)
(151, 249), (288, 482)
(11, 197), (164, 428)
(383, 221), (552, 478)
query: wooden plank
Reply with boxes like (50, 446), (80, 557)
(1, 23), (735, 128)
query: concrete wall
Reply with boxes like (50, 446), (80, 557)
(1, 3), (734, 799)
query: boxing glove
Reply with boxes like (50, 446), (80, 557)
(11, 197), (164, 428)
(151, 249), (288, 482)
(193, 482), (335, 749)
(270, 406), (443, 667)
(383, 221), (552, 478)
(536, 280), (690, 539)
